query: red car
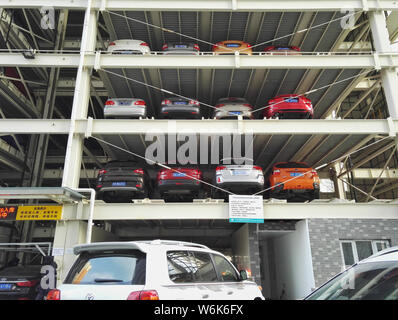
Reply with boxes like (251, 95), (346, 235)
(263, 94), (313, 119)
(263, 46), (301, 55)
(156, 167), (204, 201)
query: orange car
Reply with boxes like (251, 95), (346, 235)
(267, 161), (320, 200)
(212, 40), (253, 55)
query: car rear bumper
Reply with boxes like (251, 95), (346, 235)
(158, 179), (201, 194)
(97, 179), (146, 195)
(104, 107), (146, 118)
(271, 182), (320, 192)
(216, 181), (264, 191)
(163, 51), (199, 55)
(160, 106), (201, 118)
(214, 110), (252, 119)
(264, 108), (312, 119)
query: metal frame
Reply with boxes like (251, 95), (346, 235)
(2, 0), (398, 11)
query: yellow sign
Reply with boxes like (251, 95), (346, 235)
(16, 206), (63, 221)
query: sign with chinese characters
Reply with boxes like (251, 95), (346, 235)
(0, 206), (18, 220)
(16, 206), (63, 221)
(228, 195), (264, 223)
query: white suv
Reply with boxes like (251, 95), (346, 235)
(47, 240), (264, 300)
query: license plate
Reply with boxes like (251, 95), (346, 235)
(118, 101), (131, 106)
(226, 43), (240, 47)
(173, 172), (186, 177)
(290, 172), (303, 177)
(175, 45), (187, 48)
(233, 170), (248, 175)
(285, 98), (299, 103)
(112, 182), (126, 186)
(0, 283), (12, 291)
(277, 47), (290, 50)
(174, 101), (187, 105)
(229, 111), (242, 115)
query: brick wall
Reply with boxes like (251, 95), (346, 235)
(307, 219), (398, 287)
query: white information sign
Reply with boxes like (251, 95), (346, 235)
(229, 195), (264, 223)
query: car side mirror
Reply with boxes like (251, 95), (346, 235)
(239, 270), (249, 281)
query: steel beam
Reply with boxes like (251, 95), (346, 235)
(3, 0), (398, 11)
(60, 200), (398, 221)
(62, 3), (98, 188)
(0, 119), (397, 135)
(1, 53), (398, 69)
(369, 11), (398, 119)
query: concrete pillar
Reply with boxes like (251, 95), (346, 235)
(369, 11), (398, 119)
(231, 224), (261, 284)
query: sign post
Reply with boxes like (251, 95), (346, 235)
(228, 195), (264, 223)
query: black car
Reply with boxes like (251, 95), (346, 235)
(96, 160), (152, 202)
(159, 97), (201, 119)
(0, 265), (42, 300)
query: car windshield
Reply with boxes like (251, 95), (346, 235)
(305, 261), (398, 300)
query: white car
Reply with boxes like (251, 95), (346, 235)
(213, 97), (253, 119)
(104, 98), (147, 119)
(47, 240), (264, 300)
(107, 39), (151, 54)
(304, 246), (398, 300)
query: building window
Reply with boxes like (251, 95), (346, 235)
(340, 240), (390, 267)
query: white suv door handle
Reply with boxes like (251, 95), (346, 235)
(227, 291), (233, 295)
(202, 294), (209, 299)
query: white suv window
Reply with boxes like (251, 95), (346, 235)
(65, 250), (146, 285)
(212, 254), (240, 282)
(167, 251), (218, 283)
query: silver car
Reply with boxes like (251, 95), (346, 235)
(104, 98), (147, 119)
(162, 42), (200, 55)
(213, 97), (253, 119)
(159, 97), (201, 119)
(212, 159), (264, 199)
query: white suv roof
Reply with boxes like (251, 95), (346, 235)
(73, 239), (210, 255)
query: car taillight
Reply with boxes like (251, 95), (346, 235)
(189, 100), (199, 106)
(162, 99), (171, 105)
(162, 44), (168, 50)
(212, 42), (222, 51)
(311, 170), (318, 177)
(105, 100), (115, 106)
(191, 169), (201, 176)
(193, 44), (200, 50)
(273, 169), (281, 175)
(99, 169), (107, 175)
(140, 42), (149, 47)
(216, 166), (226, 171)
(46, 289), (61, 300)
(96, 185), (103, 189)
(291, 46), (301, 51)
(215, 104), (225, 108)
(134, 100), (146, 106)
(264, 46), (275, 51)
(247, 44), (252, 48)
(134, 169), (144, 175)
(108, 42), (116, 46)
(127, 290), (159, 300)
(243, 104), (253, 109)
(253, 166), (263, 172)
(16, 280), (39, 287)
